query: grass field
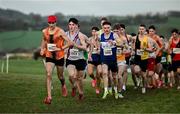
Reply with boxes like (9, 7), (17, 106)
(0, 58), (180, 113)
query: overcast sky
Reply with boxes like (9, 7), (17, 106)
(0, 0), (180, 16)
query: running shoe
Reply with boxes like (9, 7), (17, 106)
(62, 85), (68, 97)
(102, 90), (109, 99)
(91, 79), (96, 88)
(78, 94), (84, 100)
(118, 93), (124, 98)
(142, 87), (146, 94)
(43, 97), (52, 104)
(96, 88), (100, 95)
(71, 87), (76, 97)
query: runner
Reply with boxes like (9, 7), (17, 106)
(148, 25), (164, 87)
(118, 24), (132, 91)
(99, 21), (118, 99)
(169, 28), (180, 89)
(66, 18), (87, 100)
(134, 24), (152, 94)
(40, 15), (72, 104)
(87, 26), (102, 94)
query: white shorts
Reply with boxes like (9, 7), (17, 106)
(117, 61), (127, 66)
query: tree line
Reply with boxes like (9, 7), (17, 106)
(0, 8), (180, 36)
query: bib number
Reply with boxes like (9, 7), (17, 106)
(70, 49), (79, 57)
(104, 48), (112, 56)
(173, 48), (180, 54)
(47, 43), (56, 51)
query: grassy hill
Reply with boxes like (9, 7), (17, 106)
(0, 30), (41, 52)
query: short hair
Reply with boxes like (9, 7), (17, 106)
(120, 24), (125, 29)
(91, 26), (99, 31)
(160, 35), (164, 39)
(69, 18), (79, 25)
(113, 23), (120, 30)
(171, 28), (179, 34)
(149, 25), (156, 30)
(102, 21), (111, 26)
(101, 17), (108, 21)
(131, 33), (136, 37)
(139, 24), (146, 28)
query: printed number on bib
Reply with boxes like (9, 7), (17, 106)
(104, 48), (112, 56)
(70, 49), (79, 57)
(47, 43), (56, 51)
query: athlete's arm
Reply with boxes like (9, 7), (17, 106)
(40, 32), (46, 56)
(157, 35), (164, 51)
(73, 32), (87, 51)
(144, 37), (154, 53)
(59, 29), (73, 50)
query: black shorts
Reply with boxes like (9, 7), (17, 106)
(102, 60), (118, 73)
(134, 55), (141, 65)
(172, 60), (180, 72)
(88, 61), (101, 67)
(125, 56), (131, 65)
(140, 59), (148, 72)
(46, 57), (64, 66)
(162, 63), (169, 72)
(66, 59), (87, 71)
(156, 56), (162, 64)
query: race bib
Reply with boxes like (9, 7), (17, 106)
(173, 48), (180, 54)
(92, 48), (98, 54)
(136, 49), (143, 56)
(149, 52), (156, 58)
(104, 48), (112, 56)
(47, 43), (56, 51)
(161, 57), (166, 63)
(116, 47), (122, 55)
(70, 49), (79, 57)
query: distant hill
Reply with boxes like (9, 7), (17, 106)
(0, 8), (180, 53)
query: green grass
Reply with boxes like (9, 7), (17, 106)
(0, 58), (180, 113)
(0, 30), (41, 52)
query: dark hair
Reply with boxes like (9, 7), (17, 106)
(149, 25), (156, 30)
(160, 35), (164, 39)
(113, 23), (120, 30)
(69, 18), (79, 25)
(102, 21), (111, 26)
(171, 28), (178, 34)
(120, 24), (125, 29)
(101, 17), (108, 21)
(91, 26), (99, 31)
(131, 33), (136, 37)
(139, 24), (146, 28)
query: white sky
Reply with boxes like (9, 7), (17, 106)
(0, 0), (180, 16)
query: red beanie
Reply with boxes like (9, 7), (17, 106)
(48, 15), (57, 23)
